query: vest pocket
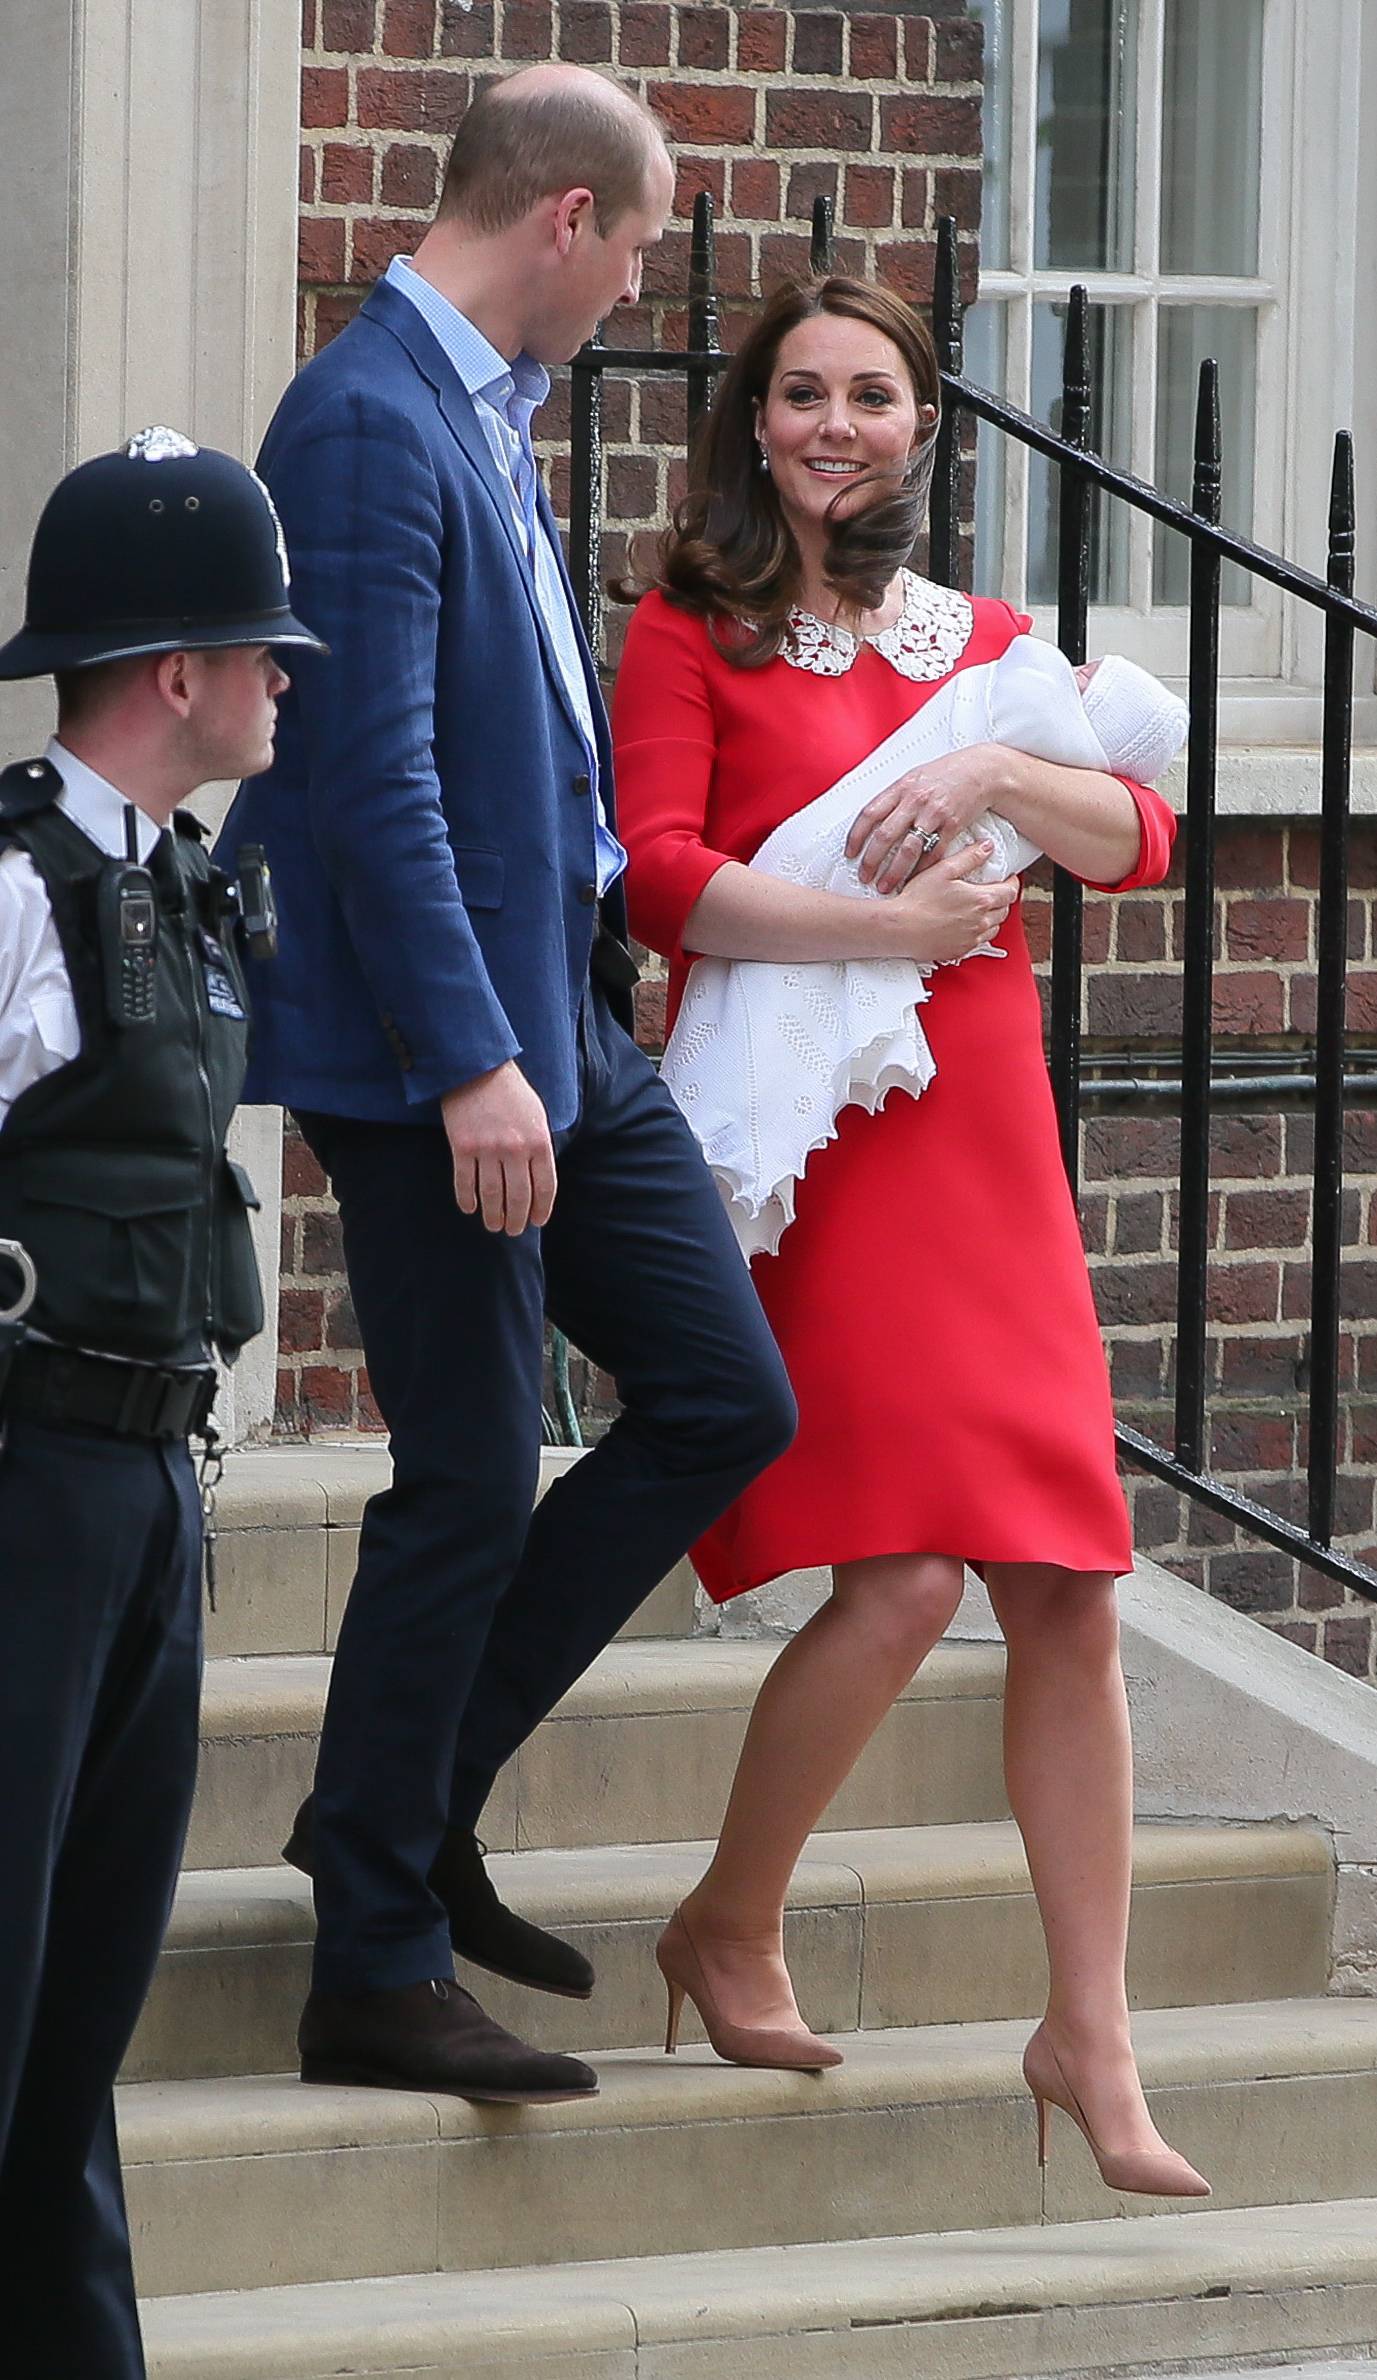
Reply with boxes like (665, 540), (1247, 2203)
(212, 1157), (265, 1356)
(18, 1145), (201, 1358)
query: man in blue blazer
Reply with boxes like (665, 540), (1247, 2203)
(218, 64), (794, 2100)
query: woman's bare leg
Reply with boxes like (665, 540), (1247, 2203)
(680, 1553), (965, 2029)
(984, 1562), (1179, 2156)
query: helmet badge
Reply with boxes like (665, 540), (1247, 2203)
(125, 426), (201, 464)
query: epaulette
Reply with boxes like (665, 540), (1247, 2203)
(173, 807), (209, 841)
(0, 757), (62, 818)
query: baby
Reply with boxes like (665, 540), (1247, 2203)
(661, 639), (1188, 1258)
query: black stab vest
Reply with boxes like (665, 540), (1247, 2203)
(0, 763), (263, 1366)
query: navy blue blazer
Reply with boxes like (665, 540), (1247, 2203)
(217, 277), (627, 1130)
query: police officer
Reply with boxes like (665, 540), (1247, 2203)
(0, 427), (323, 2379)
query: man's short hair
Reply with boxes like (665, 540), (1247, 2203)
(53, 660), (137, 729)
(439, 74), (666, 237)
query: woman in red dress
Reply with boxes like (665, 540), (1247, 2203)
(612, 275), (1206, 2198)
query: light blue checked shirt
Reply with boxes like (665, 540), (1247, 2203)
(384, 256), (625, 896)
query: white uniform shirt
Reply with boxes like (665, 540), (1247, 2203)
(0, 740), (163, 1129)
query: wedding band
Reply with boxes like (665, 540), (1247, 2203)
(913, 828), (940, 856)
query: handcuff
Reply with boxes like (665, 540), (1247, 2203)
(0, 1239), (37, 1418)
(0, 1239), (223, 1605)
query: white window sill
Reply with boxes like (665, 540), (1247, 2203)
(1159, 743), (1377, 818)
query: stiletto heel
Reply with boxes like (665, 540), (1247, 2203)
(1032, 2087), (1048, 2171)
(654, 1906), (843, 2074)
(1021, 2024), (1210, 2200)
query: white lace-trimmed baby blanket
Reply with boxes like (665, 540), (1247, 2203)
(660, 637), (1187, 1259)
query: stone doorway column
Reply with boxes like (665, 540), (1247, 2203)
(0, 0), (302, 1440)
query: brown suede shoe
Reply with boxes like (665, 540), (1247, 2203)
(283, 1795), (595, 2000)
(298, 1977), (599, 2103)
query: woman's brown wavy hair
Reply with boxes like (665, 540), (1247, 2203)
(617, 274), (942, 668)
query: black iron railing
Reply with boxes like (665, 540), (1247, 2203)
(567, 194), (1377, 1600)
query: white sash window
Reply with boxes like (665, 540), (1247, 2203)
(966, 0), (1375, 741)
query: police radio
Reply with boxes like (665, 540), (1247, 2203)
(97, 807), (158, 1026)
(236, 842), (278, 960)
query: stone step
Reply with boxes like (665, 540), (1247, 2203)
(127, 1819), (1332, 2082)
(188, 1638), (1009, 1871)
(210, 1443), (697, 1660)
(123, 1997), (1377, 2299)
(136, 2197), (1377, 2380)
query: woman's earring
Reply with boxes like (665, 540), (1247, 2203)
(757, 444), (770, 475)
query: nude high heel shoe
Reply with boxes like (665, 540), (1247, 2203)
(656, 1907), (843, 2073)
(1022, 2024), (1210, 2199)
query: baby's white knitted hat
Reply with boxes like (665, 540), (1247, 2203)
(1080, 654), (1189, 786)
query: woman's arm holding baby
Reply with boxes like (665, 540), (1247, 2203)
(847, 741), (1143, 894)
(977, 746), (1143, 884)
(682, 837), (1018, 965)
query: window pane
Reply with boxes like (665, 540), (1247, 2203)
(1161, 0), (1262, 276)
(1035, 0), (1139, 271)
(1028, 300), (1133, 605)
(963, 301), (1010, 596)
(1153, 307), (1258, 605)
(968, 0), (1013, 271)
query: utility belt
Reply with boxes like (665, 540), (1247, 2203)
(0, 1238), (226, 1601)
(0, 1243), (214, 1440)
(1, 1339), (217, 1441)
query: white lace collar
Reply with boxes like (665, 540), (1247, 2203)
(782, 570), (974, 682)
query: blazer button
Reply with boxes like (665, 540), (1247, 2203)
(572, 771), (591, 798)
(578, 881), (598, 905)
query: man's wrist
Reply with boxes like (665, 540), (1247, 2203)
(442, 1061), (508, 1108)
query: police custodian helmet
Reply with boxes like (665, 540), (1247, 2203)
(0, 426), (325, 680)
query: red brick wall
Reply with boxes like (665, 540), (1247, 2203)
(296, 2), (984, 651)
(298, 1), (982, 365)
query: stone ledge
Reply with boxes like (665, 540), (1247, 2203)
(118, 2003), (1377, 2297)
(136, 2200), (1377, 2379)
(1162, 743), (1377, 818)
(126, 1817), (1332, 2080)
(212, 1443), (695, 1653)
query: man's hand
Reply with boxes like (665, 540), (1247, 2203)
(441, 1061), (556, 1236)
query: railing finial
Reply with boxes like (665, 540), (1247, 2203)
(1329, 430), (1356, 596)
(1191, 358), (1222, 526)
(810, 195), (834, 277)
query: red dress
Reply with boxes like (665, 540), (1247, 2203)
(612, 583), (1176, 1601)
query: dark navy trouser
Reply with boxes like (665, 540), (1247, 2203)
(298, 983), (796, 1995)
(0, 1417), (202, 2380)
